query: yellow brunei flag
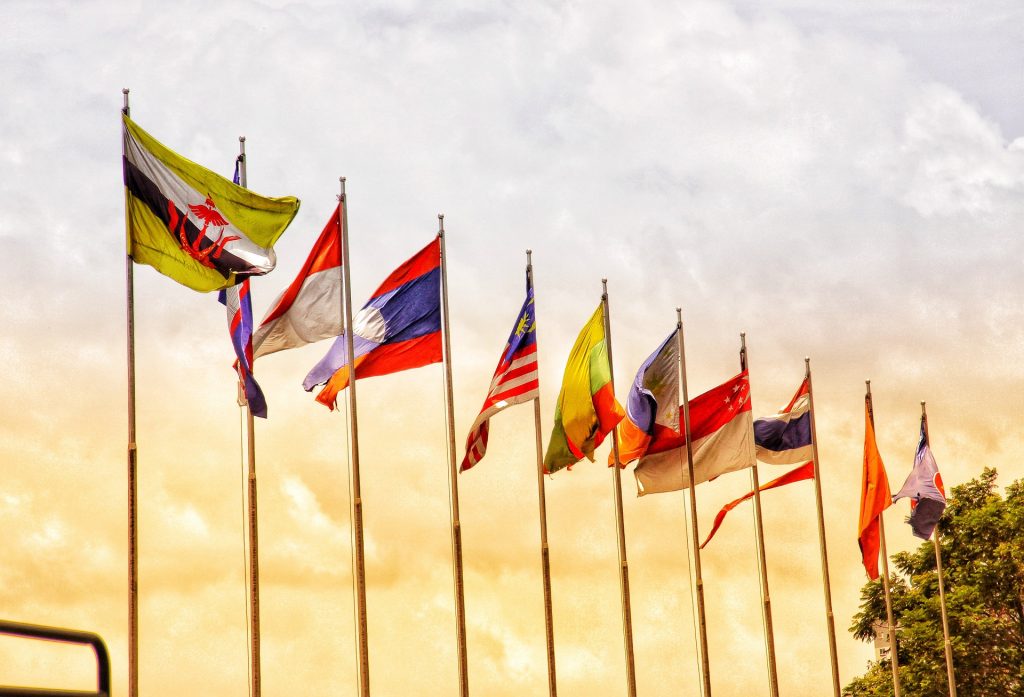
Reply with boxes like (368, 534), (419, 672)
(122, 114), (300, 292)
(543, 304), (625, 473)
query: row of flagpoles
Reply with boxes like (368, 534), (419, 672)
(119, 92), (958, 697)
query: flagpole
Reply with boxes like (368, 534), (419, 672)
(339, 178), (372, 697)
(865, 381), (901, 697)
(677, 308), (712, 697)
(438, 214), (470, 697)
(122, 87), (139, 697)
(921, 402), (956, 697)
(739, 335), (779, 697)
(600, 279), (637, 697)
(804, 358), (841, 697)
(236, 137), (263, 697)
(528, 250), (558, 697)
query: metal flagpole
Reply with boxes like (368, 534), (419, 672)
(122, 87), (139, 697)
(865, 381), (902, 697)
(528, 250), (558, 697)
(920, 402), (957, 697)
(339, 177), (372, 697)
(804, 358), (841, 697)
(739, 335), (779, 697)
(237, 137), (262, 697)
(677, 308), (712, 697)
(600, 279), (637, 697)
(438, 215), (470, 697)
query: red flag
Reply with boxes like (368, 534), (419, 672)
(701, 462), (814, 548)
(859, 395), (892, 580)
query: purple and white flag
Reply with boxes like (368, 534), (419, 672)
(892, 417), (947, 540)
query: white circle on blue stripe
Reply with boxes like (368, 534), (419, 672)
(353, 307), (387, 342)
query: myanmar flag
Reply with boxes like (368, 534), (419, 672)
(122, 114), (300, 292)
(543, 304), (625, 473)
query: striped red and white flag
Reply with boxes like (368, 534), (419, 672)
(252, 206), (343, 359)
(461, 279), (540, 471)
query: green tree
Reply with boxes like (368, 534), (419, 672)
(845, 468), (1024, 696)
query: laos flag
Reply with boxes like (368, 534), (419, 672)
(303, 236), (442, 409)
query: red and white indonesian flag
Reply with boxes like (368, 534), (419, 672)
(634, 371), (756, 495)
(253, 207), (343, 359)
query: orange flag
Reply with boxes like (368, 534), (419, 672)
(859, 394), (892, 580)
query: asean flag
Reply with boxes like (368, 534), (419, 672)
(303, 237), (441, 409)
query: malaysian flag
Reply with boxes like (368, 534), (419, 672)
(460, 275), (540, 471)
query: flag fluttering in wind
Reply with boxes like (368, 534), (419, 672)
(892, 417), (947, 540)
(701, 461), (814, 548)
(253, 206), (343, 359)
(219, 280), (267, 418)
(633, 371), (755, 495)
(543, 305), (624, 473)
(754, 379), (813, 465)
(122, 115), (300, 292)
(460, 275), (539, 471)
(613, 329), (680, 465)
(860, 397), (892, 580)
(303, 237), (442, 409)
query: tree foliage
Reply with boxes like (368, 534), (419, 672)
(845, 468), (1024, 696)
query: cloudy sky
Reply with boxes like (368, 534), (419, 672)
(2, 1), (1023, 695)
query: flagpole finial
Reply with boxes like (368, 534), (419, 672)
(339, 177), (346, 200)
(438, 214), (445, 236)
(239, 135), (246, 143)
(121, 88), (130, 115)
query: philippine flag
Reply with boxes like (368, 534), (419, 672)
(753, 379), (814, 465)
(614, 328), (679, 466)
(303, 237), (442, 409)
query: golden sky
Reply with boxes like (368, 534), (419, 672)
(2, 1), (1024, 695)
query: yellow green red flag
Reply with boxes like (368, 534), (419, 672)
(122, 114), (300, 292)
(543, 304), (625, 473)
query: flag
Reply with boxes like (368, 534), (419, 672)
(219, 280), (267, 418)
(892, 417), (947, 540)
(860, 396), (892, 580)
(701, 462), (814, 548)
(122, 114), (300, 292)
(633, 371), (755, 495)
(542, 304), (625, 473)
(253, 206), (343, 359)
(303, 237), (442, 409)
(612, 329), (680, 465)
(754, 378), (813, 465)
(460, 275), (539, 471)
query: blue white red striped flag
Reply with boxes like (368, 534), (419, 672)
(753, 379), (813, 465)
(220, 279), (267, 418)
(460, 275), (539, 471)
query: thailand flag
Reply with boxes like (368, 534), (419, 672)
(892, 418), (947, 540)
(304, 237), (442, 409)
(252, 206), (343, 359)
(460, 275), (540, 471)
(753, 379), (813, 465)
(219, 280), (267, 418)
